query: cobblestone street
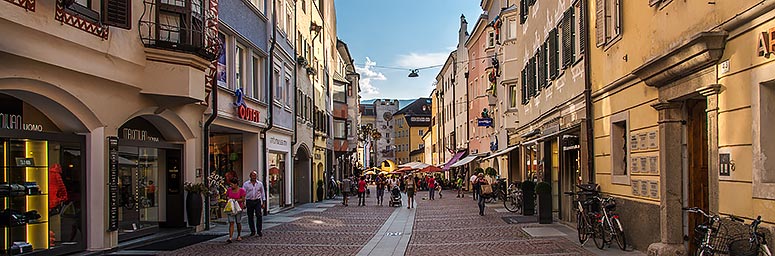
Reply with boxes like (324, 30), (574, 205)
(122, 189), (645, 256)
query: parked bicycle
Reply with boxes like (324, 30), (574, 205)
(503, 181), (522, 213)
(683, 207), (763, 256)
(593, 196), (627, 250)
(565, 187), (602, 248)
(728, 215), (772, 256)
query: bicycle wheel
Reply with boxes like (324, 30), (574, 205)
(485, 194), (496, 204)
(576, 211), (589, 244)
(611, 218), (627, 250)
(592, 217), (606, 249)
(601, 217), (614, 244)
(504, 195), (521, 213)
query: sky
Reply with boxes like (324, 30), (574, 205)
(335, 0), (482, 101)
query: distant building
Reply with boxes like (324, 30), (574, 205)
(373, 99), (399, 165)
(393, 98), (432, 164)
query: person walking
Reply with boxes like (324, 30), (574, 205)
(341, 176), (351, 206)
(243, 171), (265, 237)
(470, 173), (479, 201)
(404, 175), (415, 208)
(435, 178), (443, 199)
(456, 175), (464, 198)
(427, 175), (436, 200)
(226, 177), (246, 243)
(475, 173), (489, 216)
(376, 174), (386, 206)
(357, 176), (367, 206)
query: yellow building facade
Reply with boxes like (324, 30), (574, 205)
(588, 0), (775, 254)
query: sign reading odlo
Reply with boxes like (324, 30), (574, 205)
(234, 88), (261, 123)
(0, 113), (43, 132)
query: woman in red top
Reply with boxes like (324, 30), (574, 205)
(358, 176), (367, 206)
(226, 177), (246, 243)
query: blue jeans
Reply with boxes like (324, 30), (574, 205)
(429, 188), (435, 200)
(478, 195), (486, 215)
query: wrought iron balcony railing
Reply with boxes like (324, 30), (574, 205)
(139, 0), (219, 61)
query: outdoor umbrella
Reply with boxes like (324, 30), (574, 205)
(364, 170), (376, 175)
(419, 165), (443, 173)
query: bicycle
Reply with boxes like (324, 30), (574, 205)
(728, 215), (772, 256)
(565, 190), (601, 247)
(594, 196), (627, 250)
(503, 181), (522, 213)
(684, 207), (742, 256)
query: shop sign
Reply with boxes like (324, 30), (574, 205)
(0, 112), (43, 132)
(270, 137), (289, 147)
(757, 28), (775, 57)
(107, 136), (119, 231)
(409, 116), (430, 122)
(477, 118), (493, 127)
(234, 88), (261, 123)
(122, 128), (160, 142)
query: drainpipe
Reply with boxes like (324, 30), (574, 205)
(714, 0), (775, 31)
(262, 0), (277, 215)
(582, 0), (595, 183)
(202, 57), (218, 231)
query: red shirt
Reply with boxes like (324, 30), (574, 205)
(358, 180), (366, 193)
(427, 177), (435, 188)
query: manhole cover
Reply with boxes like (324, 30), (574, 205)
(386, 232), (402, 236)
(502, 216), (538, 224)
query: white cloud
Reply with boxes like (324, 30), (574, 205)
(395, 52), (449, 69)
(354, 57), (386, 97)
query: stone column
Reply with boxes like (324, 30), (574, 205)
(697, 85), (721, 213)
(648, 102), (686, 256)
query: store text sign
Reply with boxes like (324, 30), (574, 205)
(0, 112), (43, 132)
(757, 28), (775, 57)
(122, 128), (160, 142)
(234, 88), (261, 123)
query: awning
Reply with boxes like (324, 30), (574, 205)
(442, 151), (466, 170)
(480, 145), (519, 161)
(450, 155), (479, 168)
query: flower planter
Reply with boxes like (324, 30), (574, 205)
(185, 192), (203, 226)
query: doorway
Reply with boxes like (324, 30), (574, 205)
(686, 100), (709, 254)
(294, 147), (311, 204)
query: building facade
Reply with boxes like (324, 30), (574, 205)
(393, 98), (432, 165)
(373, 99), (399, 165)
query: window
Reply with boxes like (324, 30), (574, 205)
(69, 0), (100, 23)
(157, 0), (205, 48)
(575, 1), (585, 54)
(333, 83), (346, 102)
(235, 44), (245, 90)
(250, 0), (265, 13)
(611, 111), (629, 184)
(519, 0), (528, 24)
(508, 19), (517, 39)
(510, 84), (517, 108)
(334, 120), (346, 139)
(252, 55), (263, 100)
(286, 3), (293, 40)
(301, 0), (306, 13)
(217, 33), (228, 87)
(562, 8), (576, 68)
(596, 0), (622, 47)
(273, 68), (281, 103)
(488, 31), (495, 48)
(285, 76), (291, 106)
(277, 0), (285, 33)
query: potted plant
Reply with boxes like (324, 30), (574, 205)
(521, 180), (536, 216)
(535, 182), (552, 224)
(316, 180), (324, 202)
(184, 181), (209, 226)
(485, 167), (497, 178)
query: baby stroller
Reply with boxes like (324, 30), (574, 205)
(389, 187), (402, 207)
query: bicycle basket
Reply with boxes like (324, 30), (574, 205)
(728, 238), (759, 256)
(699, 218), (750, 254)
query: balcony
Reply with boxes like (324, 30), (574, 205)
(139, 0), (219, 61)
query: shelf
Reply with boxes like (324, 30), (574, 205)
(1, 221), (48, 229)
(0, 166), (49, 169)
(0, 194), (48, 198)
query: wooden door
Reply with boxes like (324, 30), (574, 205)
(687, 100), (709, 253)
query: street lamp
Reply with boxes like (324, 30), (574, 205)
(408, 69), (419, 78)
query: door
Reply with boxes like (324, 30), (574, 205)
(118, 146), (160, 240)
(687, 100), (709, 254)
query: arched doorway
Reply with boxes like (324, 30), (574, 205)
(293, 145), (311, 204)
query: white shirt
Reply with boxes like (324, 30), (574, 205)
(470, 175), (477, 184)
(243, 179), (266, 201)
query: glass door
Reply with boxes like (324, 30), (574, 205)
(118, 146), (159, 238)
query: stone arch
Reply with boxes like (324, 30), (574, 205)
(293, 144), (312, 204)
(122, 107), (196, 142)
(0, 78), (102, 133)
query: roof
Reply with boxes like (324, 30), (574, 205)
(395, 98), (432, 127)
(360, 105), (375, 116)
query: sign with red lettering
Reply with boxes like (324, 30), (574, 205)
(234, 88), (261, 123)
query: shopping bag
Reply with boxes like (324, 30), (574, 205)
(223, 200), (233, 214)
(231, 199), (243, 213)
(481, 184), (493, 195)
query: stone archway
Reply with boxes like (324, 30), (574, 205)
(293, 145), (312, 204)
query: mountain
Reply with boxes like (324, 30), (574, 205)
(359, 99), (416, 110)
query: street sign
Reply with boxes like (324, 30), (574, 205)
(477, 118), (493, 127)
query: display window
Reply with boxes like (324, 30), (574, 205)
(267, 152), (285, 211)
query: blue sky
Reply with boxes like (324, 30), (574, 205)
(335, 0), (482, 101)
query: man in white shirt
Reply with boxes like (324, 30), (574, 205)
(470, 173), (478, 201)
(243, 171), (266, 237)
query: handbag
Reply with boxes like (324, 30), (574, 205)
(231, 199), (243, 213)
(480, 183), (493, 195)
(223, 199), (233, 214)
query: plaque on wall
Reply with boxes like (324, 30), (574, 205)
(630, 135), (639, 151)
(631, 180), (640, 196)
(649, 181), (659, 198)
(649, 156), (659, 174)
(639, 133), (648, 150)
(640, 157), (648, 174)
(108, 136), (119, 231)
(631, 157), (639, 173)
(648, 131), (658, 149)
(640, 180), (649, 196)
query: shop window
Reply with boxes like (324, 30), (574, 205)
(759, 83), (775, 183)
(209, 134), (244, 183)
(267, 152), (285, 210)
(610, 111), (630, 184)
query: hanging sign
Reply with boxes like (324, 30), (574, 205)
(477, 118), (493, 127)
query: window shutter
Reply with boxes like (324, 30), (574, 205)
(543, 41), (550, 87)
(595, 0), (605, 47)
(579, 1), (586, 54)
(103, 0), (131, 29)
(521, 68), (528, 105)
(562, 9), (574, 68)
(549, 29), (559, 79)
(520, 0), (527, 24)
(529, 56), (537, 98)
(537, 47), (544, 90)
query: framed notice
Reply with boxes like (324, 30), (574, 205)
(648, 131), (658, 149)
(640, 157), (648, 174)
(630, 135), (639, 151)
(640, 180), (649, 197)
(649, 181), (659, 198)
(108, 136), (119, 231)
(649, 156), (659, 174)
(639, 133), (648, 150)
(631, 180), (640, 196)
(631, 157), (639, 173)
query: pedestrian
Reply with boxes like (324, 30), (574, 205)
(456, 175), (464, 198)
(146, 180), (155, 206)
(341, 176), (351, 206)
(376, 174), (386, 206)
(427, 175), (436, 200)
(475, 173), (489, 216)
(405, 175), (415, 208)
(243, 170), (265, 237)
(226, 177), (246, 243)
(435, 178), (443, 199)
(470, 173), (479, 201)
(358, 176), (367, 206)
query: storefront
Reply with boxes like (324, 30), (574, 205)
(0, 94), (86, 255)
(266, 131), (291, 212)
(116, 117), (185, 242)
